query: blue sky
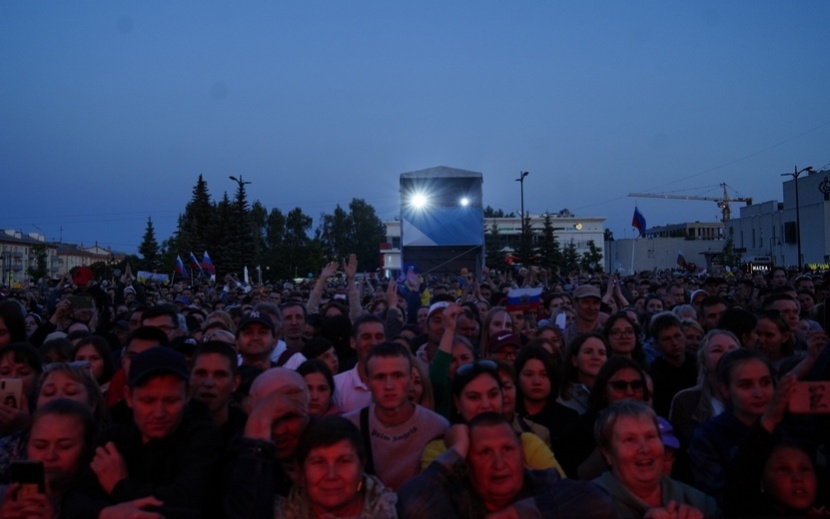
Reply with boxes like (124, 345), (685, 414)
(2, 1), (829, 254)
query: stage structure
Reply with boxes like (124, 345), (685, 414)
(400, 166), (484, 277)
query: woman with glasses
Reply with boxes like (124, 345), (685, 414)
(419, 359), (565, 476)
(573, 357), (652, 480)
(602, 312), (646, 368)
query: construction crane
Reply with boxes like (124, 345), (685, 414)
(628, 183), (752, 223)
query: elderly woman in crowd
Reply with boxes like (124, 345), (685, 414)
(275, 416), (397, 519)
(593, 401), (721, 519)
(421, 358), (565, 475)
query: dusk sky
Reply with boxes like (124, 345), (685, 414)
(2, 2), (829, 256)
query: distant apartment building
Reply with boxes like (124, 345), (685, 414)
(0, 229), (124, 287)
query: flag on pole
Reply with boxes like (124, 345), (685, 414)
(632, 207), (646, 238)
(505, 287), (543, 312)
(188, 252), (203, 275)
(676, 252), (688, 269)
(201, 251), (216, 276)
(174, 255), (188, 278)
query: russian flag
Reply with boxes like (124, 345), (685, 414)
(632, 207), (646, 238)
(188, 252), (203, 275)
(201, 251), (216, 276)
(174, 255), (188, 278)
(505, 287), (543, 312)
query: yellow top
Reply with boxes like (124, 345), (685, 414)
(419, 432), (566, 477)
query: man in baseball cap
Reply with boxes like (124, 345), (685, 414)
(565, 285), (603, 342)
(68, 347), (222, 518)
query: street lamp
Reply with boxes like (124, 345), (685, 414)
(781, 165), (814, 271)
(229, 175), (251, 190)
(515, 171), (529, 264)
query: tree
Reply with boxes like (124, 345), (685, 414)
(138, 217), (161, 271)
(536, 213), (562, 274)
(518, 214), (534, 266)
(318, 205), (353, 260)
(579, 240), (604, 272)
(27, 244), (48, 281)
(284, 207), (313, 278)
(562, 240), (580, 274)
(604, 228), (614, 242)
(485, 223), (507, 271)
(175, 175), (215, 257)
(212, 193), (235, 277)
(721, 227), (742, 269)
(483, 205), (515, 218)
(348, 198), (386, 271)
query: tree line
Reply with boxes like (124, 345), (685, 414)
(133, 178), (604, 282)
(135, 175), (386, 281)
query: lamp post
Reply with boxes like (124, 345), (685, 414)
(516, 171), (529, 264)
(781, 166), (814, 271)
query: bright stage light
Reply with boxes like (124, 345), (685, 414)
(410, 193), (428, 208)
(459, 197), (470, 207)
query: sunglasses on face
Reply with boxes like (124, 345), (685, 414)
(608, 379), (645, 392)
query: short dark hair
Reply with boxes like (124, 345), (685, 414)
(716, 308), (757, 344)
(192, 341), (238, 377)
(365, 342), (412, 375)
(296, 359), (336, 401)
(649, 312), (682, 340)
(351, 314), (384, 339)
(0, 301), (27, 343)
(716, 348), (774, 388)
(279, 301), (307, 319)
(141, 304), (179, 326)
(303, 337), (335, 359)
(73, 335), (115, 384)
(125, 326), (170, 349)
(468, 411), (517, 440)
(296, 416), (365, 466)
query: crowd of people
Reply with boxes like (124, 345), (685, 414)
(0, 258), (828, 518)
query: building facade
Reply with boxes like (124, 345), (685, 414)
(727, 168), (830, 268)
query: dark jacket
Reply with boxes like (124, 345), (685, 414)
(63, 400), (222, 519)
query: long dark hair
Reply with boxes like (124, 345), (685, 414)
(0, 301), (27, 343)
(514, 345), (561, 414)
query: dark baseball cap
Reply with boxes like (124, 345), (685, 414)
(489, 332), (521, 352)
(128, 347), (190, 388)
(236, 310), (276, 336)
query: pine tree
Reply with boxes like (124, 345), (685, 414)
(348, 198), (386, 271)
(562, 239), (580, 275)
(579, 240), (604, 272)
(485, 222), (507, 270)
(536, 213), (562, 274)
(138, 217), (161, 271)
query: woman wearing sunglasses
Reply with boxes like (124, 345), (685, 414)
(419, 359), (565, 476)
(572, 357), (652, 479)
